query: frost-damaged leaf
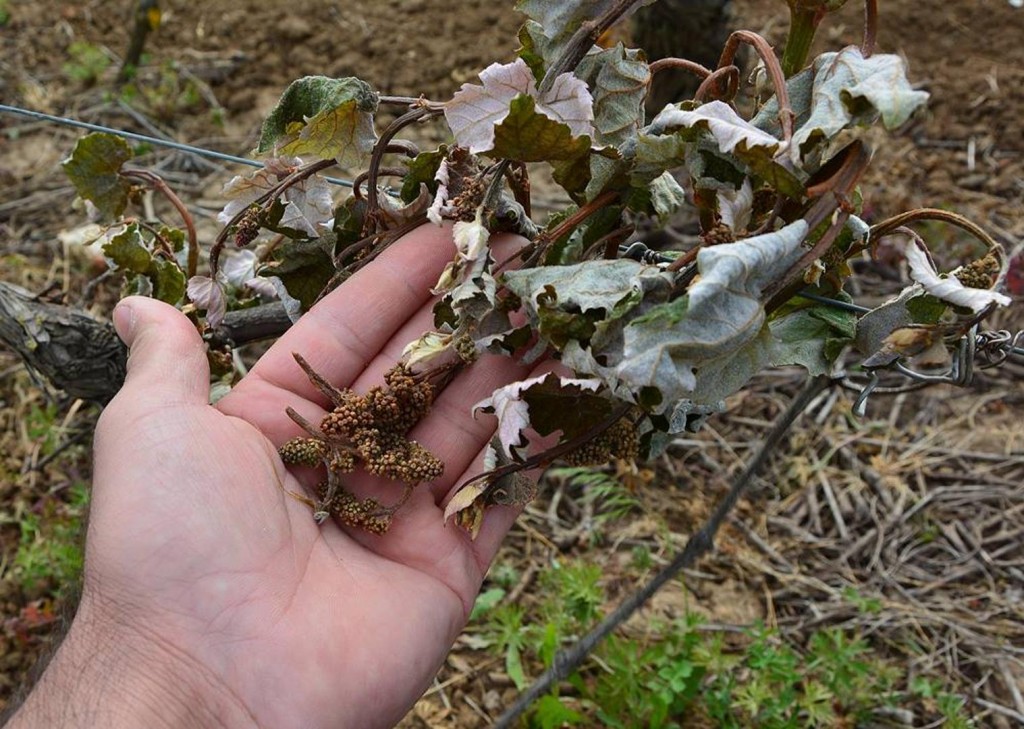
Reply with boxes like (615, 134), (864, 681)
(575, 44), (650, 148)
(493, 96), (593, 163)
(790, 47), (929, 162)
(648, 171), (685, 222)
(503, 259), (674, 348)
(219, 157), (333, 237)
(187, 275), (227, 328)
(444, 439), (536, 539)
(516, 0), (656, 65)
(444, 58), (593, 157)
(257, 238), (334, 312)
(718, 178), (753, 234)
(102, 223), (152, 274)
(257, 76), (378, 166)
(400, 147), (447, 204)
(648, 101), (804, 197)
(613, 220), (811, 410)
(62, 132), (134, 220)
(900, 236), (1011, 312)
(149, 259), (186, 304)
(769, 301), (857, 376)
(473, 373), (606, 458)
(402, 331), (453, 369)
(651, 100), (783, 158)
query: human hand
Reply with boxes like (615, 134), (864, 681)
(9, 225), (539, 729)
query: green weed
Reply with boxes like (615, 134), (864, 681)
(11, 483), (89, 598)
(475, 557), (956, 727)
(62, 41), (111, 86)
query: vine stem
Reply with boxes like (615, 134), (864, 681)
(209, 158), (336, 275)
(538, 0), (648, 92)
(648, 57), (712, 79)
(120, 168), (198, 277)
(862, 0), (878, 58)
(493, 190), (620, 273)
(492, 375), (833, 729)
(780, 4), (825, 77)
(868, 208), (1004, 262)
(364, 107), (442, 232)
(718, 31), (795, 146)
(694, 64), (740, 102)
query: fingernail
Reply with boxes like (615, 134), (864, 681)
(112, 301), (136, 343)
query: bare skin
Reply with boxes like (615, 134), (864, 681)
(9, 224), (540, 729)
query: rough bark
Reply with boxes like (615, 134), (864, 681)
(0, 282), (127, 403)
(0, 283), (292, 403)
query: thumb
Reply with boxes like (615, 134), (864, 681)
(112, 296), (210, 405)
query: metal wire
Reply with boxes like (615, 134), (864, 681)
(0, 103), (354, 187)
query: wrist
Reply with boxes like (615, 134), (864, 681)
(7, 591), (253, 729)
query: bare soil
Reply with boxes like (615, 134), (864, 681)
(1, 0), (1022, 725)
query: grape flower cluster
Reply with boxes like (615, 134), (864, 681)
(279, 355), (444, 534)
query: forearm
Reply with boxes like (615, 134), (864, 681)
(6, 595), (250, 729)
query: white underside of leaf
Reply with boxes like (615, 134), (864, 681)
(650, 100), (786, 157)
(444, 58), (594, 154)
(901, 237), (1011, 311)
(474, 374), (602, 458)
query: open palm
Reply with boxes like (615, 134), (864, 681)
(62, 225), (536, 728)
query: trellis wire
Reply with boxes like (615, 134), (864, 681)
(0, 103), (353, 187)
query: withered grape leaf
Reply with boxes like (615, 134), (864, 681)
(610, 220), (811, 410)
(219, 157), (333, 238)
(444, 58), (593, 158)
(649, 101), (804, 197)
(102, 223), (152, 274)
(503, 259), (674, 348)
(257, 76), (378, 166)
(187, 275), (227, 329)
(474, 373), (605, 458)
(900, 236), (1011, 312)
(62, 132), (134, 220)
(516, 0), (656, 65)
(258, 238), (334, 312)
(575, 44), (650, 148)
(149, 258), (186, 305)
(789, 48), (929, 162)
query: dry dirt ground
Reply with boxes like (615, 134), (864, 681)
(1, 0), (1023, 726)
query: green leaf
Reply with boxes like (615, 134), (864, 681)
(257, 76), (378, 166)
(258, 238), (335, 311)
(506, 642), (527, 690)
(491, 95), (593, 163)
(400, 147), (447, 203)
(532, 695), (584, 729)
(470, 587), (506, 620)
(148, 258), (186, 304)
(516, 0), (655, 67)
(62, 132), (134, 219)
(574, 44), (650, 148)
(102, 223), (152, 274)
(516, 21), (551, 81)
(769, 305), (854, 376)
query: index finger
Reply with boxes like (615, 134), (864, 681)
(233, 223), (457, 406)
